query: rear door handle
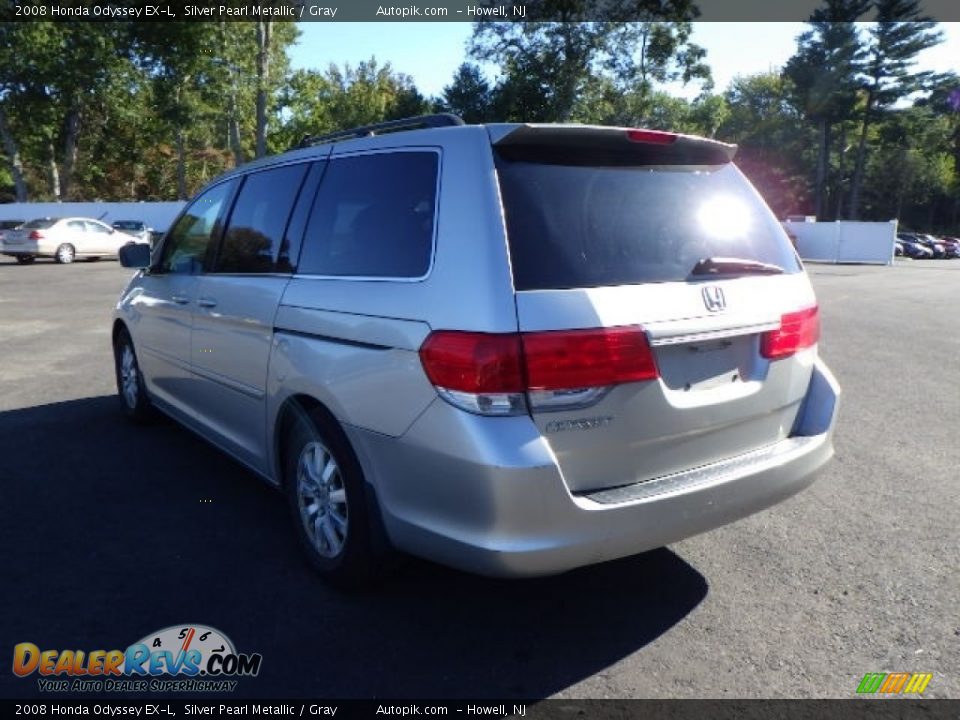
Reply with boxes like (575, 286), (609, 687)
(197, 297), (218, 308)
(171, 294), (190, 305)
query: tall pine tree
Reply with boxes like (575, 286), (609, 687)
(784, 0), (869, 219)
(847, 0), (943, 219)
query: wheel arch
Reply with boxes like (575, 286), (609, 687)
(111, 318), (129, 348)
(272, 393), (392, 554)
(272, 394), (349, 490)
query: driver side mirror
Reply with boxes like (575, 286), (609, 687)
(119, 242), (151, 269)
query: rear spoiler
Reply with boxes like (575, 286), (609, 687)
(488, 124), (737, 165)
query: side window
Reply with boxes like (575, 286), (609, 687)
(215, 163), (309, 274)
(84, 221), (111, 234)
(159, 180), (236, 275)
(298, 152), (438, 278)
(67, 221), (87, 232)
(280, 162), (326, 273)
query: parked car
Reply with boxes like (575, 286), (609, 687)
(0, 217), (138, 264)
(111, 220), (153, 246)
(914, 234), (946, 258)
(927, 235), (960, 259)
(897, 233), (935, 259)
(113, 115), (840, 583)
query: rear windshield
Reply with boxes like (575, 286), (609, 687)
(112, 221), (144, 230)
(23, 219), (57, 229)
(495, 155), (801, 291)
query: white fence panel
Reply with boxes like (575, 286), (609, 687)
(835, 221), (896, 264)
(782, 220), (896, 265)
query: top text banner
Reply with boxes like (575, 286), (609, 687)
(6, 0), (960, 22)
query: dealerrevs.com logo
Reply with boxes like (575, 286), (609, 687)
(12, 625), (262, 693)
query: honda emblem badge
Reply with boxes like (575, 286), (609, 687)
(702, 285), (726, 312)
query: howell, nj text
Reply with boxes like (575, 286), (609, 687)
(466, 5), (527, 16)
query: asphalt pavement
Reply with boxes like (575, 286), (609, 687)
(0, 256), (957, 699)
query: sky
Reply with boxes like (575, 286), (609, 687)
(287, 21), (960, 100)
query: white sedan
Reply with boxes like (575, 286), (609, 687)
(0, 217), (140, 265)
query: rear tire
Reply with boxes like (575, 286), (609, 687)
(15, 256), (35, 265)
(54, 244), (76, 264)
(283, 406), (381, 587)
(113, 327), (156, 423)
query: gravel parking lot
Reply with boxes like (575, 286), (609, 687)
(1, 257), (957, 699)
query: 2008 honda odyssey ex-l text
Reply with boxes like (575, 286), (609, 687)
(113, 115), (840, 583)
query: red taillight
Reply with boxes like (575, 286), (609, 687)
(522, 327), (658, 390)
(760, 306), (820, 360)
(29, 230), (44, 240)
(419, 331), (525, 394)
(626, 129), (677, 145)
(419, 327), (658, 395)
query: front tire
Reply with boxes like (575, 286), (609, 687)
(283, 407), (380, 586)
(114, 328), (155, 423)
(54, 244), (76, 264)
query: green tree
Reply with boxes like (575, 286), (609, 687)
(0, 23), (136, 200)
(278, 69), (338, 149)
(255, 21), (273, 159)
(469, 0), (708, 122)
(784, 0), (869, 218)
(133, 23), (218, 198)
(863, 106), (954, 227)
(277, 59), (429, 149)
(847, 0), (944, 218)
(440, 63), (493, 123)
(720, 72), (814, 218)
(0, 23), (39, 200)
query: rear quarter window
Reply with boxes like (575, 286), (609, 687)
(496, 156), (801, 291)
(297, 151), (439, 279)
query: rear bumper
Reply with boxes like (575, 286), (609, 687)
(350, 358), (840, 578)
(1, 243), (43, 256)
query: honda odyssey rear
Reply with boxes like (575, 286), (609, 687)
(114, 116), (840, 581)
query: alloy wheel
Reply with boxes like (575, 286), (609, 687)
(56, 244), (75, 263)
(296, 440), (349, 558)
(120, 344), (139, 409)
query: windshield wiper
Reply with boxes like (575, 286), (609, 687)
(690, 257), (785, 277)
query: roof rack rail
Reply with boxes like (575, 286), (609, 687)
(296, 113), (465, 150)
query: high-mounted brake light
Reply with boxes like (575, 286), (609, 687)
(760, 306), (820, 360)
(626, 129), (678, 145)
(419, 327), (659, 416)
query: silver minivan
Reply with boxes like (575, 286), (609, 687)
(114, 115), (840, 583)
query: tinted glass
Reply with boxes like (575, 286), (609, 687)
(216, 163), (309, 274)
(159, 180), (235, 275)
(113, 221), (144, 231)
(280, 162), (326, 273)
(24, 219), (57, 229)
(298, 152), (438, 278)
(85, 221), (111, 234)
(496, 157), (802, 291)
